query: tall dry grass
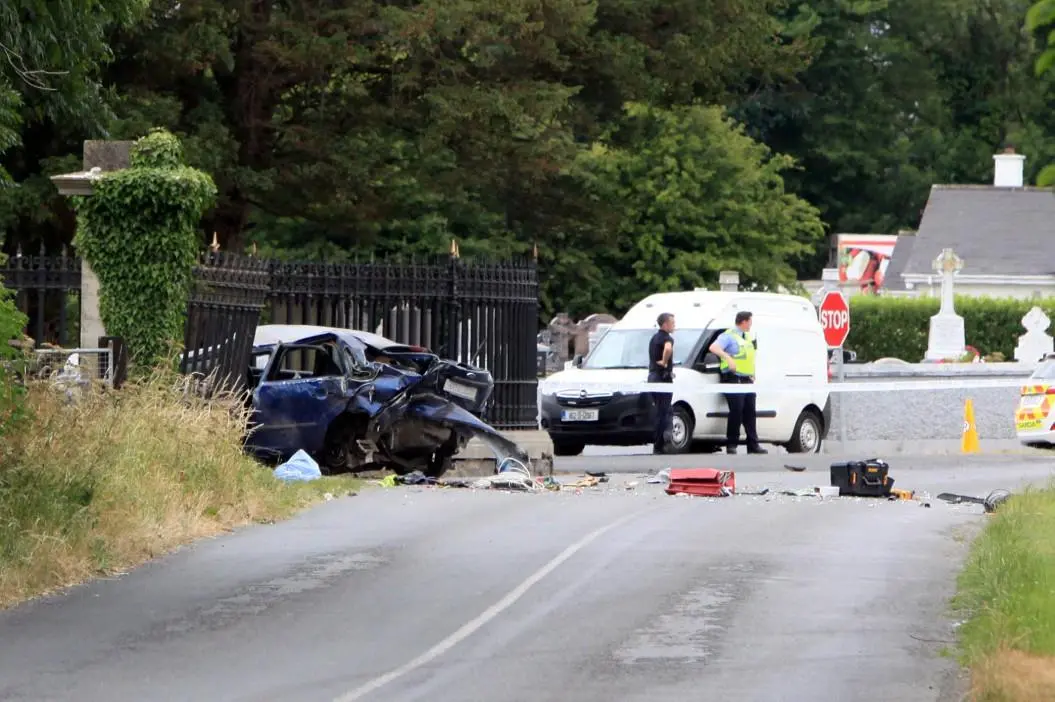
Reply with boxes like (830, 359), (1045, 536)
(0, 370), (349, 609)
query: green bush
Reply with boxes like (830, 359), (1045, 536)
(0, 270), (29, 455)
(846, 296), (1055, 362)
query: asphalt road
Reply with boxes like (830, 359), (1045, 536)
(2, 452), (1053, 702)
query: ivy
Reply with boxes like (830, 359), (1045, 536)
(73, 129), (216, 368)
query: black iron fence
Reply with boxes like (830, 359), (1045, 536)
(0, 244), (81, 347)
(1, 246), (540, 429)
(180, 251), (271, 391)
(265, 258), (539, 429)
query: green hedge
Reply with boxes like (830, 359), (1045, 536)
(845, 296), (1055, 362)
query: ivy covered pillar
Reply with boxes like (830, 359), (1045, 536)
(53, 129), (216, 372)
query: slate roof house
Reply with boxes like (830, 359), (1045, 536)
(887, 149), (1055, 299)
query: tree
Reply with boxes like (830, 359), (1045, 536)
(0, 0), (147, 181)
(1026, 0), (1055, 185)
(571, 103), (825, 314)
(0, 0), (148, 254)
(104, 0), (598, 257)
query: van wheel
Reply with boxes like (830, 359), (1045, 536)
(787, 409), (823, 454)
(667, 405), (694, 454)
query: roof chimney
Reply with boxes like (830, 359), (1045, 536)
(993, 146), (1026, 188)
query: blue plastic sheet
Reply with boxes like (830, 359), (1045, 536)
(274, 449), (322, 482)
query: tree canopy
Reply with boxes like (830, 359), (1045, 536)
(2, 0), (1055, 321)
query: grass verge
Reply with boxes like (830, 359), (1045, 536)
(0, 372), (356, 610)
(953, 484), (1055, 701)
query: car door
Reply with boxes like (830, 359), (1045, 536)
(749, 326), (783, 439)
(676, 329), (726, 438)
(249, 342), (351, 457)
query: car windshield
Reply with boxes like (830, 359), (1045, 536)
(1032, 359), (1055, 380)
(582, 328), (705, 369)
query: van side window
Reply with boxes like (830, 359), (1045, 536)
(693, 330), (726, 366)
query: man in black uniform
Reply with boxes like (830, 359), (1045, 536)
(648, 312), (676, 454)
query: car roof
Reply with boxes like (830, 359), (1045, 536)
(252, 324), (410, 351)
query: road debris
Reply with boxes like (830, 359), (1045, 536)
(644, 468), (671, 484)
(936, 489), (1012, 514)
(829, 458), (894, 497)
(273, 449), (322, 482)
(665, 469), (736, 497)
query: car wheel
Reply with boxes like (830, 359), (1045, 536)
(552, 440), (586, 457)
(321, 415), (364, 474)
(666, 404), (694, 454)
(787, 409), (823, 454)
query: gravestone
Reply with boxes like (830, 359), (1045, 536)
(1014, 306), (1054, 363)
(924, 248), (966, 361)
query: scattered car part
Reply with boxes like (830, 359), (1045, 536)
(665, 469), (736, 497)
(936, 489), (1012, 513)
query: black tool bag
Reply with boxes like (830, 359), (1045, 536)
(829, 459), (894, 497)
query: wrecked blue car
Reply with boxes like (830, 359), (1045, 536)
(245, 325), (527, 477)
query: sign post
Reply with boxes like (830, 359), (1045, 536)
(819, 290), (851, 449)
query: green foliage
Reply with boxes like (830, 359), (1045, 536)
(846, 295), (1055, 361)
(571, 103), (825, 312)
(73, 130), (216, 368)
(0, 272), (29, 454)
(6, 0), (1055, 323)
(129, 129), (184, 169)
(0, 0), (148, 165)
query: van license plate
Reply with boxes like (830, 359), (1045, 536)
(562, 409), (599, 422)
(443, 379), (478, 401)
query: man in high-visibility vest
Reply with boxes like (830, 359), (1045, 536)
(708, 310), (767, 455)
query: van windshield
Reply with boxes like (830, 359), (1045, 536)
(582, 328), (705, 369)
(1032, 360), (1055, 381)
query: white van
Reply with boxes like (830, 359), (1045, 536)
(537, 290), (831, 456)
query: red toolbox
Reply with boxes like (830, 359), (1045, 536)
(665, 469), (736, 497)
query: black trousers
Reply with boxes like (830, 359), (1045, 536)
(648, 373), (673, 448)
(720, 373), (759, 450)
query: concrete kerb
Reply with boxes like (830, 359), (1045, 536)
(451, 431), (555, 478)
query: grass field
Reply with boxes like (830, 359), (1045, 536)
(0, 372), (354, 610)
(954, 485), (1055, 701)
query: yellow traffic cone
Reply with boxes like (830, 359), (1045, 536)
(962, 398), (980, 454)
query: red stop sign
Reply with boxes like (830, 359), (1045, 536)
(819, 290), (850, 348)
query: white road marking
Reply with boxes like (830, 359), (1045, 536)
(332, 508), (652, 702)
